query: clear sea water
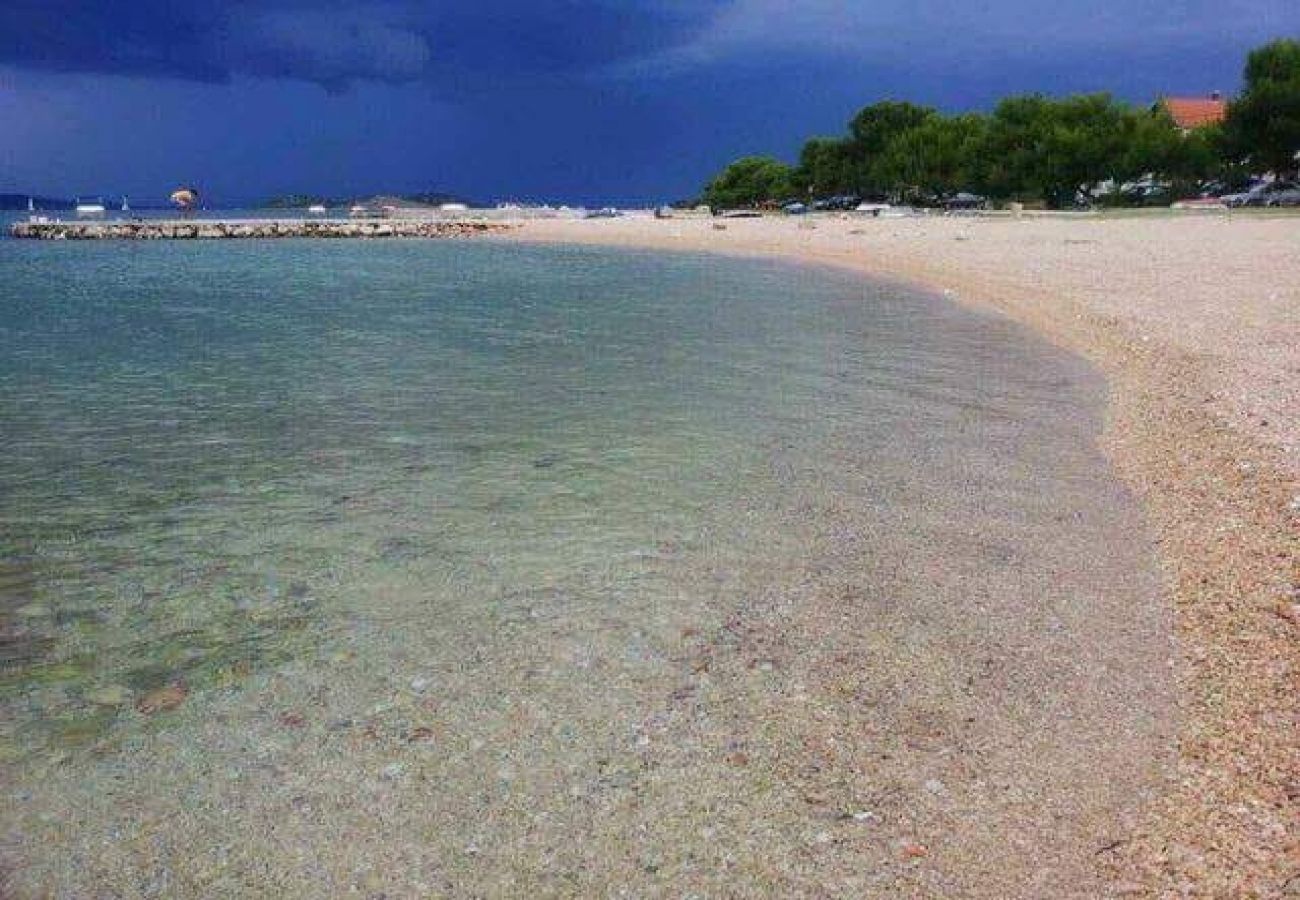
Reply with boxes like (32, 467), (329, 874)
(0, 236), (930, 745)
(0, 234), (1170, 895)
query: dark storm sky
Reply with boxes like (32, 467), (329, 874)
(0, 1), (1292, 204)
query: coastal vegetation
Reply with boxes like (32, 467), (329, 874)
(703, 39), (1300, 209)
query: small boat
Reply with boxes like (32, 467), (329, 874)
(27, 196), (35, 212)
(854, 202), (892, 216)
(75, 198), (106, 218)
(307, 204), (327, 215)
(121, 197), (130, 212)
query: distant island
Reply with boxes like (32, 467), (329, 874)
(263, 192), (475, 209)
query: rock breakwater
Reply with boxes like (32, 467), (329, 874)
(9, 219), (512, 240)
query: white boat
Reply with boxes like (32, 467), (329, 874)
(307, 204), (327, 215)
(75, 198), (106, 218)
(121, 197), (129, 212)
(27, 196), (35, 212)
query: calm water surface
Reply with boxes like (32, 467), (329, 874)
(0, 238), (940, 751)
(0, 237), (1170, 896)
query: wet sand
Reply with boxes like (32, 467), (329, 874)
(505, 213), (1300, 896)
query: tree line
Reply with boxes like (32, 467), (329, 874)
(701, 39), (1300, 209)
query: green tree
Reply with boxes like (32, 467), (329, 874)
(848, 101), (937, 154)
(1225, 39), (1300, 176)
(872, 114), (987, 201)
(977, 93), (1138, 206)
(1125, 107), (1222, 196)
(846, 101), (938, 195)
(701, 156), (795, 208)
(794, 137), (855, 196)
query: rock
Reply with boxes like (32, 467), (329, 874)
(924, 778), (947, 795)
(135, 683), (188, 715)
(406, 726), (435, 743)
(900, 842), (929, 859)
(87, 685), (132, 707)
(11, 219), (513, 241)
(16, 604), (51, 618)
(381, 762), (406, 780)
(1275, 602), (1300, 625)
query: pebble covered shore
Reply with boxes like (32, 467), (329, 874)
(9, 218), (512, 240)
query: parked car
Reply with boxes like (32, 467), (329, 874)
(1225, 181), (1298, 207)
(781, 201), (808, 215)
(812, 194), (862, 211)
(1258, 183), (1300, 207)
(584, 207), (622, 218)
(943, 192), (987, 211)
(1120, 183), (1172, 207)
(855, 202), (892, 216)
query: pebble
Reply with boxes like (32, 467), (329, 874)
(1275, 603), (1300, 625)
(135, 683), (188, 715)
(900, 842), (930, 859)
(381, 762), (406, 780)
(924, 778), (947, 795)
(410, 676), (431, 694)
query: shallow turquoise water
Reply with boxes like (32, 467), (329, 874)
(0, 237), (1177, 895)
(0, 238), (945, 750)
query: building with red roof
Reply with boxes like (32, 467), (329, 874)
(1158, 93), (1228, 131)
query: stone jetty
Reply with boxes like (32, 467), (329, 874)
(9, 218), (513, 240)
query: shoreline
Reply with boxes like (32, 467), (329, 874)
(499, 215), (1300, 895)
(2, 241), (1180, 897)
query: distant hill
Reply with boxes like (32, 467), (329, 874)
(263, 192), (474, 209)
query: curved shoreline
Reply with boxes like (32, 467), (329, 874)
(499, 216), (1300, 896)
(1, 243), (1177, 897)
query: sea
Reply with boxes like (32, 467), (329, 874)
(0, 227), (1171, 895)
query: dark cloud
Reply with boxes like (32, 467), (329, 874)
(0, 0), (726, 89)
(0, 1), (229, 81)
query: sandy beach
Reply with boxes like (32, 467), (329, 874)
(501, 212), (1300, 896)
(0, 215), (1293, 898)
